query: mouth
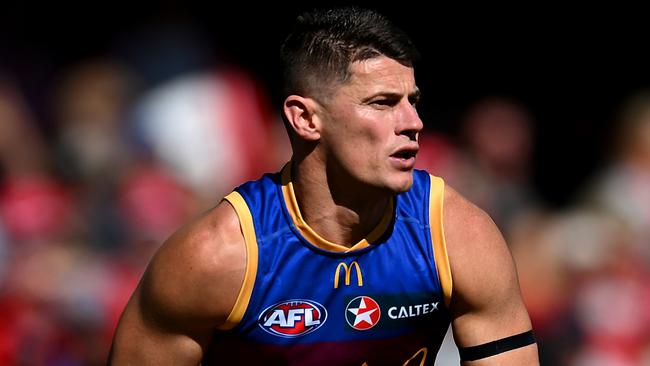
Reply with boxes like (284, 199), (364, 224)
(391, 150), (418, 160)
(389, 145), (419, 169)
(390, 145), (419, 161)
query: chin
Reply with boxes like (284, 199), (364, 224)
(394, 182), (414, 193)
(389, 174), (414, 193)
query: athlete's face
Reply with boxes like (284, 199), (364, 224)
(319, 56), (423, 193)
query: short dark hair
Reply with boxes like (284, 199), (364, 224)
(280, 6), (420, 101)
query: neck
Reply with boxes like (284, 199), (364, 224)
(290, 157), (391, 247)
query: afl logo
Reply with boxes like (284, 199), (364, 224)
(345, 296), (381, 330)
(258, 299), (327, 338)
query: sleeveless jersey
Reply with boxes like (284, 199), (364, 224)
(203, 165), (453, 365)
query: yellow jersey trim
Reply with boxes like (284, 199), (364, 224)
(429, 175), (452, 307)
(281, 163), (393, 253)
(218, 191), (259, 330)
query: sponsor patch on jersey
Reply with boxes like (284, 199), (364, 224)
(345, 296), (381, 331)
(344, 293), (445, 331)
(258, 299), (327, 338)
(387, 301), (439, 320)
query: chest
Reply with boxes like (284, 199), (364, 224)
(241, 224), (446, 343)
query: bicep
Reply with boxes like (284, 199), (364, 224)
(449, 230), (530, 346)
(109, 282), (208, 366)
(449, 246), (538, 365)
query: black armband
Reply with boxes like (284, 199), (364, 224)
(458, 330), (536, 361)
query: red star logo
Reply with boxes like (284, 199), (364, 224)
(345, 296), (381, 330)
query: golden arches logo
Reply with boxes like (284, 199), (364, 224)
(333, 261), (363, 289)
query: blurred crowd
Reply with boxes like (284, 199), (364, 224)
(422, 94), (650, 365)
(0, 23), (288, 365)
(1, 23), (650, 366)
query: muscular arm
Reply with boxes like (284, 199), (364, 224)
(109, 201), (246, 365)
(443, 187), (539, 365)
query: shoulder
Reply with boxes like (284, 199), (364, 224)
(108, 200), (246, 362)
(442, 184), (503, 254)
(442, 185), (520, 310)
(141, 199), (246, 328)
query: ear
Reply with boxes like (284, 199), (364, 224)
(283, 95), (321, 141)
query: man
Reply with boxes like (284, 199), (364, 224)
(109, 6), (539, 365)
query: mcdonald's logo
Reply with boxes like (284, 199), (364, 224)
(334, 261), (363, 289)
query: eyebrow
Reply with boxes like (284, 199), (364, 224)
(362, 86), (421, 103)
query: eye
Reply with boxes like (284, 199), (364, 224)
(371, 98), (398, 108)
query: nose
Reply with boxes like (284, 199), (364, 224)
(396, 101), (423, 141)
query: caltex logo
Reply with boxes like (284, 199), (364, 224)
(258, 299), (327, 338)
(345, 296), (381, 330)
